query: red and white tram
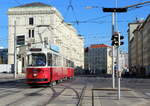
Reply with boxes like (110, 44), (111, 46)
(26, 48), (74, 85)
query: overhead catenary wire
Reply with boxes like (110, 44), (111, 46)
(64, 0), (75, 21)
(127, 3), (150, 12)
(0, 18), (133, 28)
(68, 14), (112, 24)
(0, 0), (148, 50)
(81, 14), (112, 22)
(124, 1), (150, 8)
(13, 0), (22, 5)
(67, 0), (78, 23)
(63, 0), (83, 32)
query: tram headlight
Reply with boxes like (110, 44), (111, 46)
(33, 73), (38, 77)
(32, 69), (38, 77)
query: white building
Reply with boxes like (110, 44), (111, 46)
(119, 51), (128, 73)
(8, 2), (84, 73)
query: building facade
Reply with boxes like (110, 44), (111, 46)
(128, 15), (150, 76)
(128, 21), (142, 73)
(0, 48), (8, 64)
(84, 44), (112, 75)
(8, 2), (84, 73)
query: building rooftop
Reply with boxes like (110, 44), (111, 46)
(14, 2), (52, 8)
(90, 44), (111, 48)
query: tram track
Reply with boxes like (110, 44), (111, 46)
(0, 87), (29, 99)
(39, 80), (87, 106)
(41, 87), (66, 106)
(0, 81), (33, 100)
(56, 83), (87, 106)
(5, 88), (46, 106)
(0, 90), (22, 99)
(60, 79), (87, 106)
(76, 85), (87, 106)
(0, 77), (88, 106)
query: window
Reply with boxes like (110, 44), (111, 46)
(32, 30), (34, 38)
(70, 61), (74, 68)
(47, 53), (52, 66)
(29, 29), (34, 38)
(22, 57), (24, 67)
(52, 54), (58, 66)
(66, 59), (70, 67)
(29, 17), (34, 25)
(16, 35), (25, 45)
(29, 30), (31, 38)
(63, 58), (66, 67)
(27, 53), (46, 66)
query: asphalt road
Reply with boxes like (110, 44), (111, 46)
(0, 76), (150, 106)
(0, 77), (87, 106)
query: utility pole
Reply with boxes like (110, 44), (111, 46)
(112, 12), (115, 89)
(14, 21), (17, 79)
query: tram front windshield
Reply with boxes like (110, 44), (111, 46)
(28, 53), (46, 66)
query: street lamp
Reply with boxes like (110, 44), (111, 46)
(85, 6), (100, 9)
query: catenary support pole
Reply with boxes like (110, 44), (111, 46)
(14, 21), (17, 79)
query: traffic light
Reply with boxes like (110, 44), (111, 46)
(103, 8), (127, 12)
(111, 32), (119, 46)
(111, 32), (124, 46)
(120, 35), (124, 45)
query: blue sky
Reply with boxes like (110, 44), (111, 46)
(0, 0), (150, 52)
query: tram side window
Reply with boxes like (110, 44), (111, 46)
(70, 61), (74, 68)
(47, 53), (52, 66)
(28, 55), (31, 66)
(72, 62), (74, 68)
(57, 56), (61, 66)
(69, 60), (71, 67)
(66, 59), (70, 67)
(63, 58), (66, 67)
(52, 54), (57, 66)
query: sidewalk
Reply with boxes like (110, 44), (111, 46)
(0, 73), (25, 82)
(82, 87), (150, 106)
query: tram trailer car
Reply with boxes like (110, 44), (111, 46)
(26, 48), (74, 85)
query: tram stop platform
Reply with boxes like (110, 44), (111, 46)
(82, 87), (150, 106)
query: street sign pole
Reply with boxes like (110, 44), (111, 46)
(117, 44), (120, 100)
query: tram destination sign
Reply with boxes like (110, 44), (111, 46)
(50, 44), (60, 52)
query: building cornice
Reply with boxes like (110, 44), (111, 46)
(8, 7), (64, 21)
(8, 10), (55, 15)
